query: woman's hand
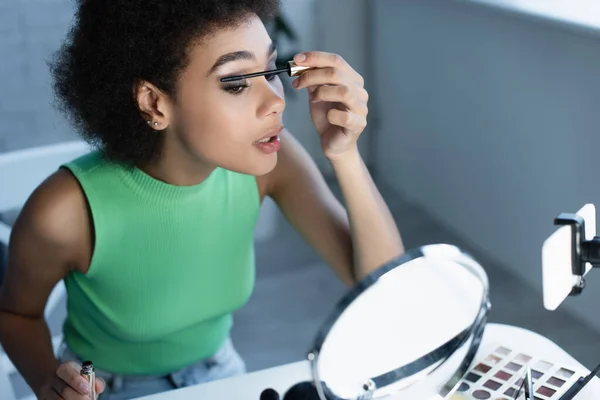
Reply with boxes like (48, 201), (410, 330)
(37, 361), (106, 399)
(291, 51), (369, 162)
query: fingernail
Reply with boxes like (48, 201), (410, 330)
(292, 79), (299, 88)
(79, 381), (90, 393)
(294, 53), (306, 63)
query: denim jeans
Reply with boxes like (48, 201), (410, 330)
(56, 338), (246, 400)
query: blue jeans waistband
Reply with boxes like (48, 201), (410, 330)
(56, 337), (246, 400)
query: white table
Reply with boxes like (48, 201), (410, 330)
(135, 323), (600, 399)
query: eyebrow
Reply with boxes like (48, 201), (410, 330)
(208, 42), (277, 76)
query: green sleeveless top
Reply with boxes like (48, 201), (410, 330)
(59, 151), (260, 375)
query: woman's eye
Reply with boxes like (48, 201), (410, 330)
(265, 64), (279, 81)
(222, 81), (249, 95)
(226, 85), (247, 94)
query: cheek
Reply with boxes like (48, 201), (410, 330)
(175, 97), (251, 149)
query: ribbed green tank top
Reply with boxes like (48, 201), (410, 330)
(59, 151), (260, 375)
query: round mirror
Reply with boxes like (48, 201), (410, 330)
(306, 244), (491, 400)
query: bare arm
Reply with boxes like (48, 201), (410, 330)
(0, 169), (92, 396)
(266, 130), (404, 287)
(328, 146), (405, 279)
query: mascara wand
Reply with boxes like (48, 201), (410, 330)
(220, 61), (312, 82)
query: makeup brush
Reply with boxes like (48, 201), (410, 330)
(220, 61), (312, 82)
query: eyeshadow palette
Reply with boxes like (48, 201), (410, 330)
(446, 344), (586, 399)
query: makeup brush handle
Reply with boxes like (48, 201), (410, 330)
(287, 61), (312, 77)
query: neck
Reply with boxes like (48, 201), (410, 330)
(138, 138), (216, 187)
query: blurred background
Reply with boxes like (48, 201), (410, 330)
(2, 0), (600, 398)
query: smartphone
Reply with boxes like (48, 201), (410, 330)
(542, 204), (596, 311)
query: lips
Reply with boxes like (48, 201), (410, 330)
(253, 125), (283, 154)
(253, 125), (284, 144)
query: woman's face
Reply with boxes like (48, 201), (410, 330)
(170, 14), (286, 176)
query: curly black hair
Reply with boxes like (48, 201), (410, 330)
(49, 0), (280, 166)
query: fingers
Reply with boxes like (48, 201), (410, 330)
(55, 361), (91, 395)
(293, 67), (347, 90)
(294, 51), (342, 67)
(293, 66), (365, 89)
(311, 85), (368, 116)
(96, 377), (107, 393)
(294, 50), (369, 137)
(50, 378), (89, 399)
(326, 109), (367, 134)
(47, 373), (105, 399)
(294, 51), (364, 86)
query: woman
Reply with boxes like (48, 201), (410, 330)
(0, 0), (404, 399)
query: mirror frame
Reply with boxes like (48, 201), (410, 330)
(306, 244), (492, 400)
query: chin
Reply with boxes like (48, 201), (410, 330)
(249, 153), (278, 176)
(227, 153), (278, 176)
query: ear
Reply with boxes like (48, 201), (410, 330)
(134, 80), (173, 130)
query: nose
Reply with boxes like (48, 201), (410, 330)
(257, 78), (285, 118)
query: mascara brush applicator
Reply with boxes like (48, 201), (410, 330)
(220, 61), (312, 82)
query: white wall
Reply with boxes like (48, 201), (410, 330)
(370, 0), (600, 330)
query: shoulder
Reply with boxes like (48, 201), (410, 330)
(12, 167), (92, 270)
(1, 168), (92, 316)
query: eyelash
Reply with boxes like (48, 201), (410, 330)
(223, 80), (250, 95)
(264, 72), (278, 82)
(222, 64), (279, 95)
